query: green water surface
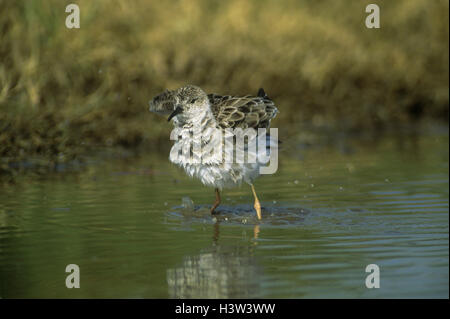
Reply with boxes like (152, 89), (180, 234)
(0, 130), (448, 298)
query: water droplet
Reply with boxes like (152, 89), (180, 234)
(181, 196), (194, 210)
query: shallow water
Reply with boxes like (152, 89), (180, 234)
(0, 130), (448, 298)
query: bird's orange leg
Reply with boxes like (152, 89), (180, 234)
(250, 184), (262, 220)
(210, 188), (221, 215)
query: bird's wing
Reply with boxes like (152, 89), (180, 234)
(208, 91), (278, 130)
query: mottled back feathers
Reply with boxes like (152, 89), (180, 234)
(150, 86), (278, 129)
(208, 90), (278, 130)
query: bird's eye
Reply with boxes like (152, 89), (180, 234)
(190, 98), (198, 104)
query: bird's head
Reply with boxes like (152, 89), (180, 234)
(149, 85), (210, 124)
(168, 85), (210, 122)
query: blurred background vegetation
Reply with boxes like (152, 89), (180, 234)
(0, 0), (448, 177)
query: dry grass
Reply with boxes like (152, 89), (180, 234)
(0, 0), (448, 175)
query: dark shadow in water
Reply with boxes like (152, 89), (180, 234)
(166, 202), (310, 226)
(166, 223), (262, 298)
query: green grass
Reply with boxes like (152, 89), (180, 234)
(0, 0), (448, 177)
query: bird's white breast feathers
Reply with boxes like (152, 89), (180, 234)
(169, 109), (275, 189)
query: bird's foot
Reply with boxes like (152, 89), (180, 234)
(210, 209), (219, 216)
(254, 201), (262, 220)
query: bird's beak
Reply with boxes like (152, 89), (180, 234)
(167, 106), (183, 122)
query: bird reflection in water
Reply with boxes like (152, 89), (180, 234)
(167, 223), (262, 298)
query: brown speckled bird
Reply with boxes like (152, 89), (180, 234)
(149, 85), (278, 220)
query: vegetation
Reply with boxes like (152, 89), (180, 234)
(0, 0), (448, 177)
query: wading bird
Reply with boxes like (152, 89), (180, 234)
(149, 85), (278, 220)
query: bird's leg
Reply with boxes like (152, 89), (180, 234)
(253, 224), (260, 239)
(210, 188), (221, 215)
(250, 184), (262, 220)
